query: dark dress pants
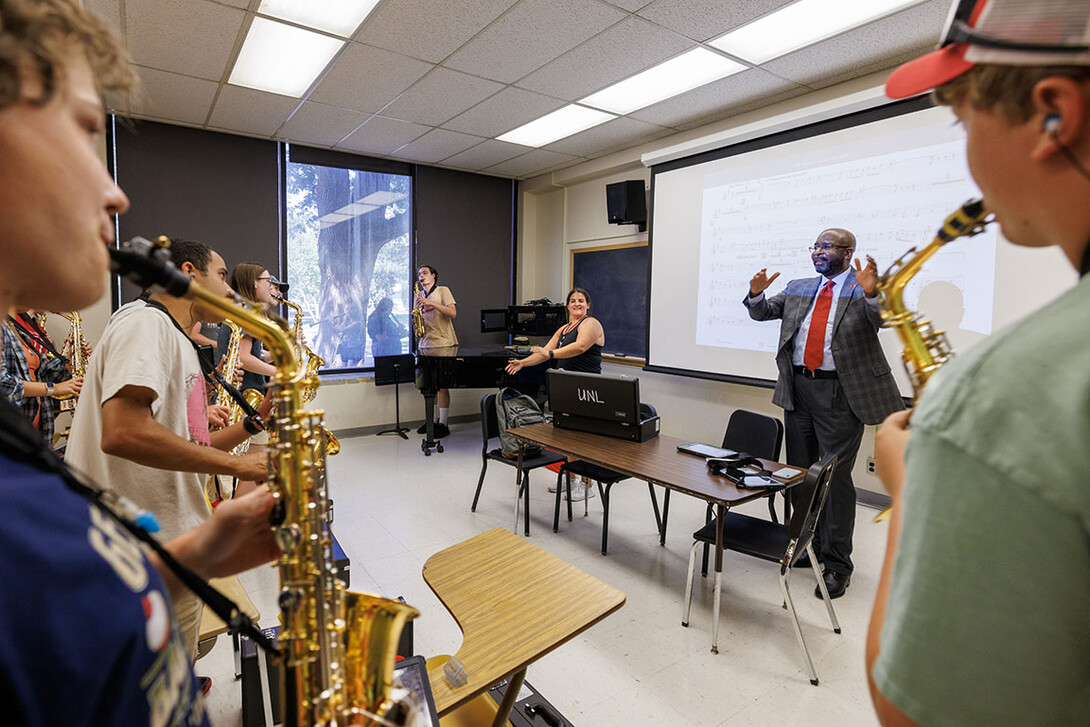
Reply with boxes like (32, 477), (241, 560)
(784, 373), (864, 577)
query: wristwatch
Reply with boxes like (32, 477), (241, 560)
(45, 382), (55, 397)
(547, 349), (554, 359)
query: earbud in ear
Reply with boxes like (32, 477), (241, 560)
(1043, 114), (1062, 133)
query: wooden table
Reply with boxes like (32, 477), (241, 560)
(508, 423), (803, 653)
(196, 576), (260, 674)
(423, 527), (625, 725)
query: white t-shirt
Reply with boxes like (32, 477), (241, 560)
(66, 301), (211, 541)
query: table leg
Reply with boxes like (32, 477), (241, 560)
(513, 445), (525, 534)
(492, 667), (527, 727)
(711, 503), (725, 655)
(660, 488), (671, 546)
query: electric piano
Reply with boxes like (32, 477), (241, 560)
(415, 344), (546, 455)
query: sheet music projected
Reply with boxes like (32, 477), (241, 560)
(649, 102), (1075, 393)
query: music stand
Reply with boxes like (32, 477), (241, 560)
(375, 353), (416, 439)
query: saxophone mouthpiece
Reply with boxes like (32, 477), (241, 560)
(110, 236), (192, 297)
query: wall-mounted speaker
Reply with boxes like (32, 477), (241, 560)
(606, 180), (646, 231)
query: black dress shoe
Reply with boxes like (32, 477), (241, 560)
(434, 423), (451, 438)
(815, 570), (850, 600)
(793, 552), (813, 569)
(416, 422), (428, 434)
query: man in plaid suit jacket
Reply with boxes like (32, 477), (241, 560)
(745, 228), (904, 598)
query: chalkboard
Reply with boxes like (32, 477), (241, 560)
(571, 243), (648, 360)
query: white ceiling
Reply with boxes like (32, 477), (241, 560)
(91, 0), (950, 180)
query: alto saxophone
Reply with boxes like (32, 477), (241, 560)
(274, 293), (325, 405)
(411, 283), (426, 340)
(56, 311), (87, 412)
(274, 293), (339, 458)
(111, 237), (419, 727)
(874, 198), (994, 521)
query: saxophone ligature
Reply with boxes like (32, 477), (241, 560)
(410, 283), (426, 341)
(873, 198), (994, 521)
(110, 236), (419, 727)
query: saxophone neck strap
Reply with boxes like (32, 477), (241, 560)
(8, 314), (65, 362)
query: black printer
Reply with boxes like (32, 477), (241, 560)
(546, 369), (660, 442)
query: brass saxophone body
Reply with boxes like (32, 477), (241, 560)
(411, 283), (426, 341)
(56, 311), (87, 412)
(275, 293), (325, 405)
(274, 293), (339, 458)
(112, 237), (417, 727)
(878, 198), (994, 398)
(873, 199), (993, 522)
(210, 319), (263, 457)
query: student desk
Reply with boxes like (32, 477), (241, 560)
(423, 527), (625, 726)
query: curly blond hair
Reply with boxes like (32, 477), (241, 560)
(0, 0), (135, 109)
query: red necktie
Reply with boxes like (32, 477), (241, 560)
(803, 280), (835, 371)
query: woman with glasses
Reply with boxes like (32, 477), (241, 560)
(217, 262), (277, 394)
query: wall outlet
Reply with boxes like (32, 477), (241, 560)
(866, 457), (877, 475)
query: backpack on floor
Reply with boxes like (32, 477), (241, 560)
(495, 387), (544, 459)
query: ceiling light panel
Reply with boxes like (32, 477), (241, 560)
(580, 48), (746, 115)
(709, 0), (927, 65)
(498, 105), (616, 148)
(258, 0), (381, 38)
(229, 17), (344, 98)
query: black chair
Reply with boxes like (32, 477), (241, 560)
(471, 393), (566, 536)
(551, 403), (665, 555)
(681, 452), (840, 685)
(700, 409), (785, 576)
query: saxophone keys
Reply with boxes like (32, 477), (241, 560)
(275, 523), (303, 554)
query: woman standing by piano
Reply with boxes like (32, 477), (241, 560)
(505, 288), (604, 375)
(415, 264), (457, 437)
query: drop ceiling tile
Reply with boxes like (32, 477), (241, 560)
(442, 87), (564, 138)
(602, 0), (653, 11)
(208, 85), (302, 137)
(443, 0), (627, 84)
(438, 139), (528, 171)
(127, 67), (218, 126)
(337, 115), (430, 156)
(125, 0), (245, 81)
(277, 102), (369, 147)
(482, 148), (581, 178)
(542, 116), (672, 157)
(354, 0), (518, 64)
(637, 0), (793, 42)
(380, 67), (504, 127)
(389, 129), (485, 164)
(671, 86), (809, 131)
(629, 67), (800, 128)
(517, 16), (693, 101)
(760, 2), (946, 87)
(309, 43), (434, 115)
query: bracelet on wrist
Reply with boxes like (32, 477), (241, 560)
(548, 349), (554, 360)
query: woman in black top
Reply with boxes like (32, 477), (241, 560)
(506, 288), (604, 375)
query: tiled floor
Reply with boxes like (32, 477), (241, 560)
(201, 424), (884, 726)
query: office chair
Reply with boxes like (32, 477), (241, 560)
(681, 452), (840, 685)
(471, 393), (566, 537)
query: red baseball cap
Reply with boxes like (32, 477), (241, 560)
(886, 0), (1090, 99)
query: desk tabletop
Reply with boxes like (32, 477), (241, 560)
(423, 528), (625, 716)
(508, 423), (801, 506)
(197, 576), (260, 641)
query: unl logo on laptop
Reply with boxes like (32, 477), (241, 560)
(577, 387), (605, 404)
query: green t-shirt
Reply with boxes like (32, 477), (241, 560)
(873, 275), (1090, 726)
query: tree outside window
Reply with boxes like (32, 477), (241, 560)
(285, 160), (411, 370)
